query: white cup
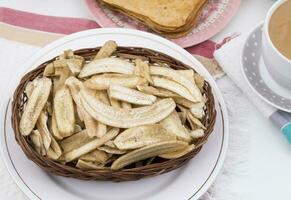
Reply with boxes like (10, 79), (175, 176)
(262, 0), (291, 90)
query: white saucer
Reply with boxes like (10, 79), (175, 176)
(241, 23), (291, 112)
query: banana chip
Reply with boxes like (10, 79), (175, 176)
(104, 140), (117, 148)
(79, 57), (134, 78)
(134, 59), (153, 84)
(194, 73), (205, 91)
(174, 97), (195, 108)
(43, 63), (55, 77)
(190, 106), (205, 119)
(150, 66), (202, 102)
(80, 89), (176, 128)
(114, 124), (176, 150)
(50, 111), (64, 140)
(94, 40), (117, 60)
(111, 141), (188, 170)
(24, 81), (34, 98)
(30, 129), (45, 155)
(108, 84), (156, 105)
(47, 136), (62, 160)
(160, 110), (191, 142)
(63, 128), (119, 162)
(176, 70), (194, 81)
(83, 112), (99, 138)
(76, 159), (106, 170)
(159, 144), (195, 159)
(80, 149), (110, 163)
(54, 87), (75, 137)
(189, 129), (205, 139)
(136, 85), (178, 98)
(60, 130), (93, 153)
(36, 111), (52, 150)
(84, 74), (147, 90)
(187, 112), (206, 130)
(98, 146), (126, 155)
(151, 76), (195, 102)
(20, 77), (52, 136)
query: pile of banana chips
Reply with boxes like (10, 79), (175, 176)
(20, 40), (208, 171)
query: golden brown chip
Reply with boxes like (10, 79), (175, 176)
(111, 141), (188, 170)
(20, 77), (52, 136)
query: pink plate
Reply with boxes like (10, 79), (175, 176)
(85, 0), (241, 48)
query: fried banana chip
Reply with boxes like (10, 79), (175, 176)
(43, 63), (55, 77)
(65, 76), (85, 119)
(190, 105), (205, 119)
(80, 89), (176, 128)
(65, 77), (105, 138)
(104, 140), (117, 148)
(194, 73), (205, 91)
(63, 128), (119, 162)
(54, 86), (75, 137)
(94, 40), (117, 60)
(46, 136), (62, 160)
(30, 129), (45, 155)
(189, 129), (205, 140)
(174, 97), (195, 108)
(24, 81), (34, 98)
(150, 66), (203, 102)
(114, 124), (176, 150)
(66, 58), (84, 76)
(151, 76), (196, 102)
(108, 84), (157, 105)
(98, 146), (126, 155)
(20, 77), (52, 136)
(136, 85), (178, 98)
(134, 59), (153, 84)
(76, 159), (106, 170)
(159, 144), (195, 159)
(160, 110), (191, 142)
(84, 74), (147, 90)
(50, 111), (64, 140)
(83, 112), (99, 138)
(187, 112), (206, 130)
(60, 130), (93, 153)
(79, 57), (134, 78)
(54, 66), (72, 91)
(36, 111), (52, 150)
(80, 149), (110, 163)
(111, 141), (188, 170)
(176, 70), (194, 81)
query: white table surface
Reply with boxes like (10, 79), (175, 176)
(1, 1), (291, 200)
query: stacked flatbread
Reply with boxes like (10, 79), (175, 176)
(98, 0), (208, 38)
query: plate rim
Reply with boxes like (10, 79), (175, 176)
(0, 28), (229, 200)
(84, 0), (241, 48)
(241, 22), (291, 113)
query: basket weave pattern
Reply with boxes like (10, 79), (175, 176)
(11, 47), (216, 181)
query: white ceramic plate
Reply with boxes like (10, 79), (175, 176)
(0, 28), (228, 200)
(241, 23), (291, 112)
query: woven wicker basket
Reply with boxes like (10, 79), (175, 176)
(11, 47), (216, 182)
